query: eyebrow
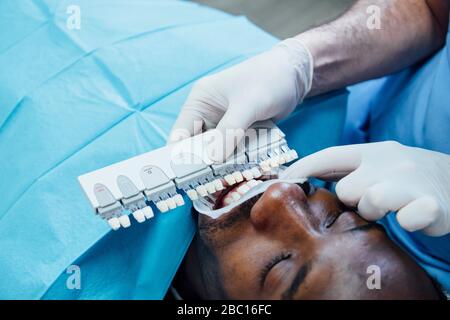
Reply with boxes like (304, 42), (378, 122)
(281, 261), (311, 300)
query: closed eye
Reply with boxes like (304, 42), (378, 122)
(259, 252), (292, 289)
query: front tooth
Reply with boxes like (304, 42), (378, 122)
(205, 182), (216, 194)
(133, 210), (146, 223)
(108, 217), (121, 230)
(213, 179), (224, 191)
(223, 196), (233, 205)
(247, 179), (259, 188)
(173, 194), (185, 206)
(196, 185), (208, 197)
(166, 197), (177, 210)
(119, 215), (131, 228)
(237, 184), (250, 195)
(251, 167), (262, 178)
(187, 189), (199, 200)
(230, 192), (241, 201)
(242, 170), (254, 181)
(142, 206), (154, 219)
(156, 201), (169, 213)
(232, 171), (244, 183)
(224, 174), (236, 185)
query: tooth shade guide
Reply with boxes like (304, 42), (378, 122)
(242, 170), (254, 181)
(77, 121), (296, 228)
(232, 171), (244, 183)
(213, 179), (225, 191)
(186, 189), (199, 200)
(108, 217), (121, 230)
(133, 210), (146, 223)
(142, 206), (154, 219)
(205, 182), (216, 194)
(224, 174), (236, 186)
(251, 167), (262, 178)
(166, 198), (177, 209)
(119, 215), (131, 228)
(173, 194), (185, 206)
(195, 185), (208, 197)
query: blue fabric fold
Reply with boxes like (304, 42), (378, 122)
(0, 0), (348, 299)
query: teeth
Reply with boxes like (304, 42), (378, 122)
(232, 171), (244, 183)
(224, 174), (236, 185)
(196, 185), (208, 197)
(119, 215), (131, 228)
(242, 170), (254, 181)
(186, 189), (198, 200)
(166, 197), (177, 210)
(237, 184), (250, 195)
(205, 182), (216, 194)
(142, 206), (154, 219)
(173, 194), (185, 206)
(213, 179), (224, 191)
(223, 197), (233, 205)
(108, 217), (121, 231)
(230, 192), (241, 201)
(133, 210), (146, 223)
(251, 167), (262, 178)
(247, 179), (259, 188)
(156, 200), (169, 213)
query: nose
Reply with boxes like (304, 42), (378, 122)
(250, 182), (310, 232)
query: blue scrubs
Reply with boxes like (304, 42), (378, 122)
(344, 22), (450, 292)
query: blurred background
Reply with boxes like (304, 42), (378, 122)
(193, 0), (356, 38)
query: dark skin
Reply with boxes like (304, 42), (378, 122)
(175, 182), (441, 299)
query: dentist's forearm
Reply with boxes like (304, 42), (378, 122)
(296, 0), (449, 96)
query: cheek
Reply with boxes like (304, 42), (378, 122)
(217, 241), (260, 298)
(329, 211), (368, 232)
(309, 190), (343, 211)
(217, 234), (286, 299)
(198, 217), (249, 251)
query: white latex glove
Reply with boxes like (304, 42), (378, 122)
(280, 141), (450, 236)
(168, 38), (314, 162)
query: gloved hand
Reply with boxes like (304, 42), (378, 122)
(168, 38), (314, 162)
(280, 141), (450, 236)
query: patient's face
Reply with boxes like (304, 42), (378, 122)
(180, 181), (439, 300)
